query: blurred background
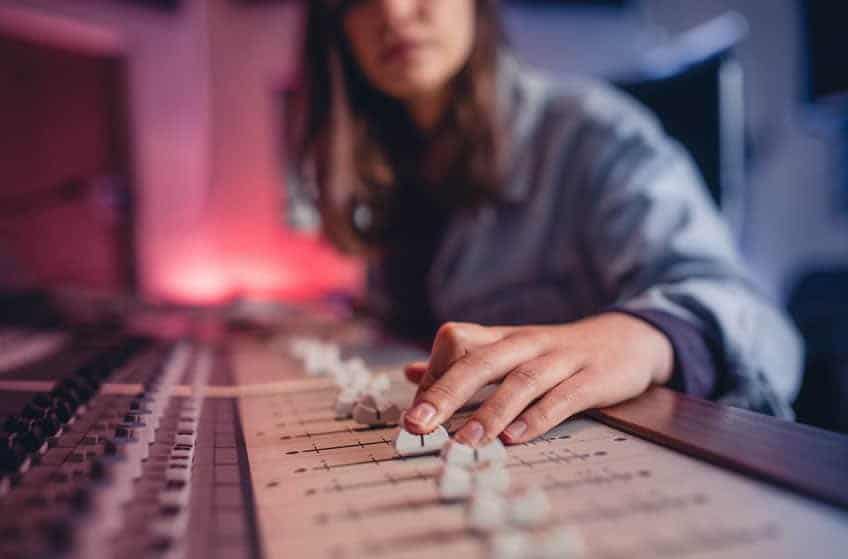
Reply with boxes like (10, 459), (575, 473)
(0, 0), (846, 431)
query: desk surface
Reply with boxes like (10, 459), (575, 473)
(593, 386), (848, 510)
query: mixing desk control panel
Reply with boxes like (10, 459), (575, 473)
(0, 314), (846, 559)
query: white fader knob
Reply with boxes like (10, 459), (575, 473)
(330, 357), (372, 394)
(489, 530), (531, 559)
(351, 394), (380, 425)
(366, 373), (390, 395)
(508, 486), (550, 528)
(335, 388), (359, 419)
(441, 438), (507, 465)
(352, 393), (402, 426)
(303, 343), (341, 377)
(536, 527), (585, 559)
(436, 464), (473, 501)
(394, 424), (450, 457)
(467, 489), (508, 533)
(332, 357), (376, 418)
(341, 357), (371, 387)
(476, 438), (507, 464)
(472, 462), (510, 494)
(440, 439), (476, 465)
(378, 402), (401, 425)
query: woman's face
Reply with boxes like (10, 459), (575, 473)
(342, 0), (475, 102)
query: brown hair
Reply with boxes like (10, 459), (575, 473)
(290, 0), (506, 252)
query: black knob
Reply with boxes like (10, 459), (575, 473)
(50, 387), (80, 408)
(60, 379), (92, 403)
(33, 394), (52, 409)
(18, 429), (43, 453)
(2, 416), (27, 434)
(21, 403), (46, 421)
(38, 413), (61, 437)
(31, 418), (48, 437)
(0, 435), (27, 473)
(52, 400), (73, 423)
(123, 414), (145, 425)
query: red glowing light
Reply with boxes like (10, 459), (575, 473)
(150, 231), (363, 305)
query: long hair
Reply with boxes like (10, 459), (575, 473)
(290, 0), (506, 252)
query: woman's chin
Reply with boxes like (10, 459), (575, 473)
(374, 70), (451, 101)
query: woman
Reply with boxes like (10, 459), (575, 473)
(291, 0), (802, 446)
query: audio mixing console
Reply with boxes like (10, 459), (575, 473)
(1, 308), (846, 559)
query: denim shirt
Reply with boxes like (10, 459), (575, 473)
(366, 56), (803, 418)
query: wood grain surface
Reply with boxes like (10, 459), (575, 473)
(591, 386), (848, 510)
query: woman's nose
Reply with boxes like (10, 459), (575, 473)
(377, 0), (420, 28)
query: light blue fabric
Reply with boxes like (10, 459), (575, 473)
(367, 56), (803, 417)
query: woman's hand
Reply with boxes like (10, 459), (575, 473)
(402, 313), (674, 445)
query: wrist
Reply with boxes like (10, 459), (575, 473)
(600, 311), (675, 384)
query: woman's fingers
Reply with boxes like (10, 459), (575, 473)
(499, 346), (658, 445)
(416, 322), (508, 395)
(500, 368), (605, 444)
(404, 330), (548, 434)
(404, 361), (428, 384)
(403, 315), (670, 444)
(453, 351), (582, 446)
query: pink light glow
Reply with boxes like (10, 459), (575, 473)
(159, 264), (234, 304)
(152, 231), (363, 305)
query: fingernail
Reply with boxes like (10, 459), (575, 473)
(503, 420), (527, 441)
(405, 402), (436, 426)
(456, 420), (485, 446)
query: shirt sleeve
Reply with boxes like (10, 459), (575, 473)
(572, 87), (803, 417)
(612, 308), (720, 398)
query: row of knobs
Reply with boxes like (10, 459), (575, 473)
(0, 339), (148, 478)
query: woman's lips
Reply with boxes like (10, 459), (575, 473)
(381, 39), (428, 65)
